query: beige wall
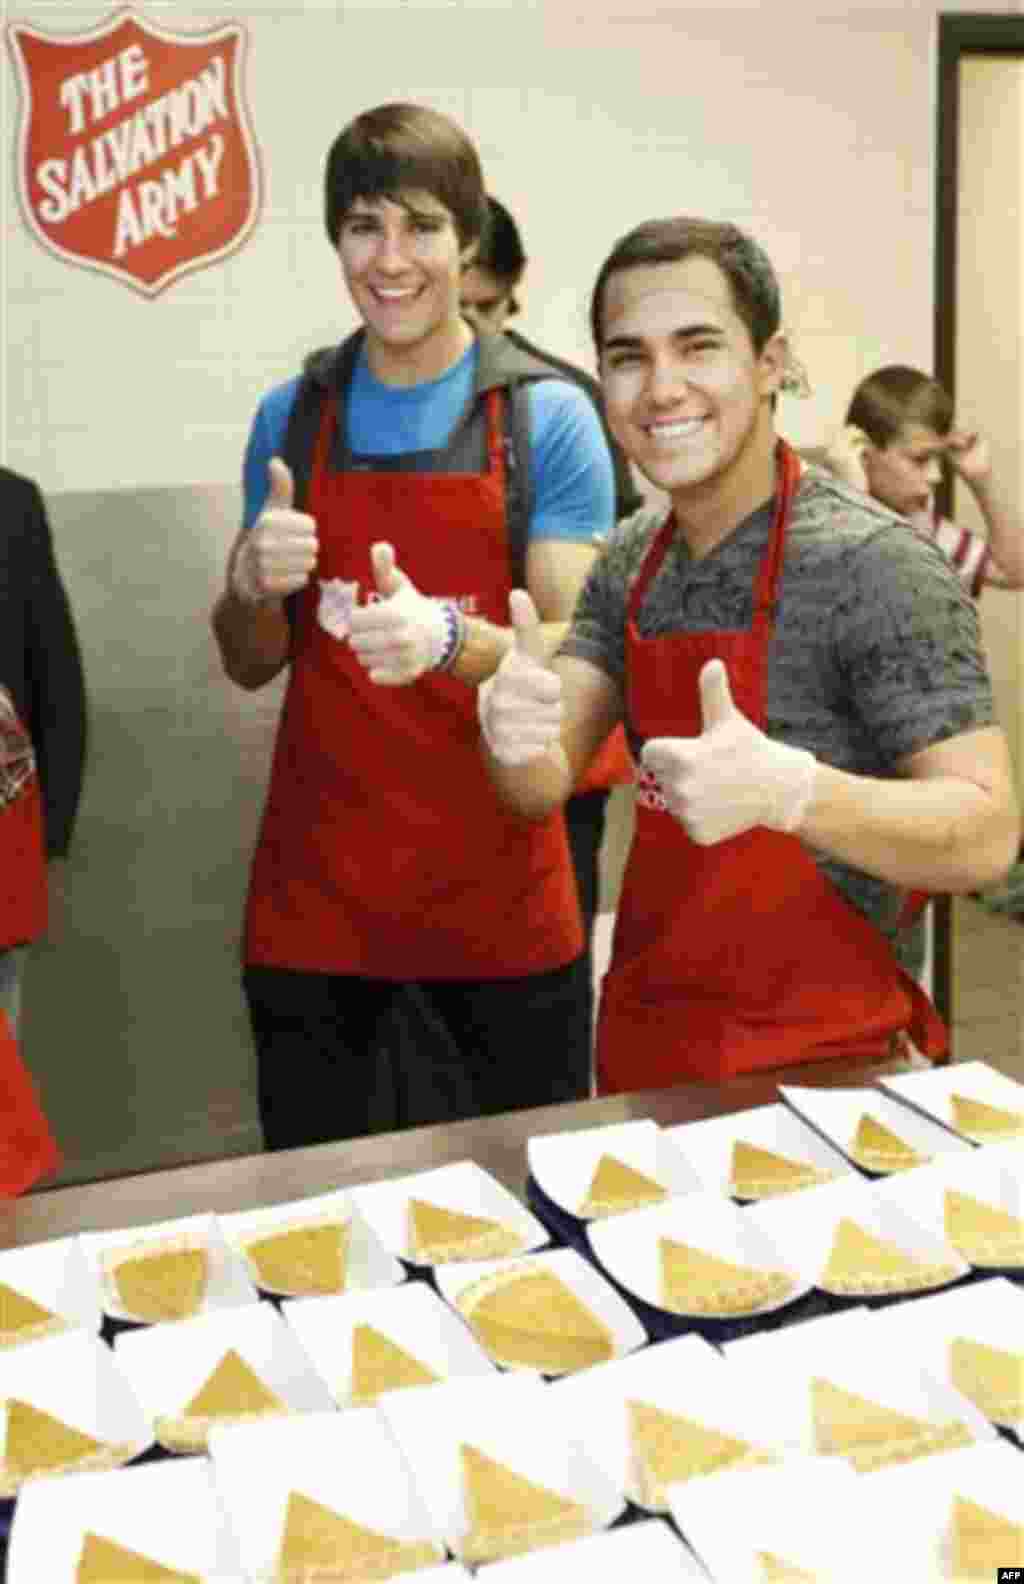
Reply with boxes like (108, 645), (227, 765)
(957, 55), (1024, 787)
(5, 0), (1013, 497)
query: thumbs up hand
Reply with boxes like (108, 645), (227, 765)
(348, 541), (452, 685)
(640, 659), (818, 844)
(229, 457), (319, 605)
(478, 590), (563, 766)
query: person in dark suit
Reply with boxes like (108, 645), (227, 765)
(0, 468), (87, 1033)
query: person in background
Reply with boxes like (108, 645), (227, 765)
(825, 365), (1024, 593)
(477, 217), (1019, 1092)
(212, 104), (616, 1151)
(0, 467), (87, 1036)
(459, 193), (644, 1055)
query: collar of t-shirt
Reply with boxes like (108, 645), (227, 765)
(347, 340), (479, 456)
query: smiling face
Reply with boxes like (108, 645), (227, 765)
(862, 423), (946, 518)
(337, 192), (473, 382)
(598, 255), (783, 528)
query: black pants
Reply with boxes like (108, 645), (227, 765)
(245, 955), (591, 1153)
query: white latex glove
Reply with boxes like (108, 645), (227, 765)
(478, 590), (563, 766)
(640, 659), (817, 844)
(348, 542), (449, 685)
(229, 457), (318, 604)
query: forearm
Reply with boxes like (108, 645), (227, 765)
(451, 618), (569, 686)
(211, 589), (291, 689)
(967, 476), (1024, 587)
(800, 762), (1020, 892)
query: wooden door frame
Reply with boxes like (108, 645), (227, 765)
(933, 13), (1024, 1033)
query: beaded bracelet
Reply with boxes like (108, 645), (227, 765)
(435, 599), (467, 672)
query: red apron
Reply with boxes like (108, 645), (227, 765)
(0, 778), (47, 950)
(245, 391), (582, 979)
(574, 725), (634, 794)
(0, 1008), (61, 1196)
(596, 440), (947, 1092)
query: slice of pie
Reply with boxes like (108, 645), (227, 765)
(275, 1490), (442, 1582)
(756, 1554), (821, 1584)
(456, 1267), (615, 1374)
(944, 1189), (1024, 1267)
(458, 1442), (590, 1565)
(818, 1217), (959, 1296)
(1, 1398), (133, 1494)
(0, 1280), (65, 1348)
(244, 1220), (350, 1296)
(729, 1140), (836, 1201)
(949, 1336), (1024, 1425)
(110, 1246), (209, 1323)
(75, 1531), (200, 1583)
(848, 1114), (929, 1173)
(154, 1348), (286, 1453)
(950, 1494), (1024, 1580)
(349, 1323), (440, 1407)
(577, 1154), (667, 1217)
(949, 1091), (1024, 1143)
(810, 1376), (973, 1472)
(658, 1237), (796, 1316)
(627, 1398), (776, 1511)
(407, 1198), (525, 1263)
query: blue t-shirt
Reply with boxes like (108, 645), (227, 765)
(241, 341), (615, 540)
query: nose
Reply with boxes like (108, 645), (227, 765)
(374, 227), (411, 273)
(924, 455), (943, 487)
(646, 355), (689, 406)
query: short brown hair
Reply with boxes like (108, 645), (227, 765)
(324, 103), (487, 250)
(589, 217), (782, 355)
(845, 366), (954, 447)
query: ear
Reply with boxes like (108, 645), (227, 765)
(757, 331), (787, 399)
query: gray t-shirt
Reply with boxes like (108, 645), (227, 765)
(561, 465), (995, 942)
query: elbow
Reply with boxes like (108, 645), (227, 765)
(948, 810), (1021, 893)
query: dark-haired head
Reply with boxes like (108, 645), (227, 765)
(845, 366), (954, 448)
(590, 217), (781, 358)
(324, 103), (487, 251)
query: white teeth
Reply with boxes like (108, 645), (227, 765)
(647, 418), (704, 440)
(375, 287), (417, 300)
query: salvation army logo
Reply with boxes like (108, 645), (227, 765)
(6, 8), (263, 295)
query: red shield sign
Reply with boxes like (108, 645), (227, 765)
(7, 8), (262, 295)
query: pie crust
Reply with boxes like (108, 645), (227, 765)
(627, 1398), (776, 1511)
(75, 1531), (200, 1583)
(107, 1242), (209, 1324)
(244, 1219), (350, 1297)
(950, 1494), (1024, 1579)
(818, 1218), (959, 1296)
(577, 1154), (667, 1218)
(810, 1376), (973, 1471)
(944, 1189), (1024, 1268)
(0, 1279), (65, 1349)
(458, 1441), (590, 1565)
(949, 1091), (1024, 1143)
(847, 1113), (930, 1173)
(275, 1490), (442, 1582)
(407, 1198), (525, 1264)
(949, 1336), (1024, 1426)
(1, 1397), (135, 1496)
(455, 1266), (615, 1375)
(349, 1323), (440, 1407)
(658, 1236), (796, 1316)
(728, 1140), (835, 1201)
(154, 1348), (287, 1454)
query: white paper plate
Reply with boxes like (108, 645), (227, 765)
(666, 1455), (859, 1584)
(549, 1331), (787, 1510)
(217, 1189), (404, 1296)
(349, 1160), (547, 1265)
(871, 1151), (1024, 1271)
(864, 1276), (1024, 1433)
(6, 1456), (245, 1583)
(743, 1172), (969, 1294)
(587, 1192), (809, 1320)
(480, 1517), (710, 1581)
(377, 1371), (625, 1564)
(779, 1085), (974, 1173)
(433, 1244), (648, 1373)
(527, 1118), (704, 1219)
(879, 1059), (1024, 1143)
(0, 1236), (100, 1340)
(721, 1306), (997, 1458)
(0, 1329), (152, 1494)
(830, 1441), (1024, 1582)
(281, 1279), (496, 1406)
(112, 1300), (334, 1432)
(209, 1408), (447, 1580)
(79, 1211), (257, 1322)
(663, 1103), (854, 1200)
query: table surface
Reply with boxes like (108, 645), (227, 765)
(0, 1051), (918, 1252)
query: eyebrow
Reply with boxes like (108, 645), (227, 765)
(603, 323), (724, 352)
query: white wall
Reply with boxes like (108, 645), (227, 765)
(4, 0), (1016, 499)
